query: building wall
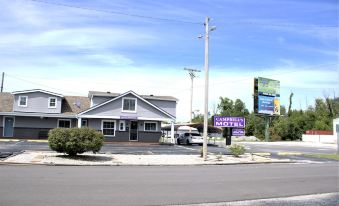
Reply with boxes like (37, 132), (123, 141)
(302, 134), (337, 143)
(91, 96), (112, 107)
(0, 116), (76, 138)
(85, 94), (172, 119)
(147, 99), (176, 118)
(13, 92), (62, 113)
(87, 118), (161, 142)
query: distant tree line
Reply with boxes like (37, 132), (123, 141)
(191, 95), (339, 141)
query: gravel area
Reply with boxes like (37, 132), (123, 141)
(1, 151), (291, 165)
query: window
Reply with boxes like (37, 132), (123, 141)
(144, 122), (157, 131)
(102, 120), (116, 136)
(18, 96), (28, 107)
(81, 119), (88, 127)
(48, 97), (57, 108)
(58, 119), (71, 128)
(119, 120), (125, 131)
(122, 98), (137, 112)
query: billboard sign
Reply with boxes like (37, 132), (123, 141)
(232, 128), (245, 136)
(258, 77), (280, 97)
(258, 95), (280, 115)
(214, 116), (246, 128)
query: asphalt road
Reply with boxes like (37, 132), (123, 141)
(0, 163), (338, 206)
(1, 140), (338, 162)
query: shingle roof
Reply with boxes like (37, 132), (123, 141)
(88, 91), (178, 101)
(0, 92), (14, 112)
(61, 96), (91, 114)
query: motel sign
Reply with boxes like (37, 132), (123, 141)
(213, 116), (246, 128)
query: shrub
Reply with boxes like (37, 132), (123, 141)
(229, 144), (246, 157)
(48, 127), (104, 156)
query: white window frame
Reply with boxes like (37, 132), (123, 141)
(101, 120), (116, 136)
(18, 96), (28, 107)
(119, 120), (126, 131)
(48, 97), (57, 109)
(144, 121), (158, 132)
(57, 119), (72, 128)
(122, 97), (137, 113)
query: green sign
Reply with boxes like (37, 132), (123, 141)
(258, 77), (280, 97)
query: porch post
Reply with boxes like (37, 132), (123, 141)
(171, 121), (175, 144)
(77, 117), (82, 128)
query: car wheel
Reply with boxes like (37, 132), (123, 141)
(186, 139), (191, 145)
(177, 139), (181, 145)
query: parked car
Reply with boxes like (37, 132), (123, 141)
(177, 132), (203, 145)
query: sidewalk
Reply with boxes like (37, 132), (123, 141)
(1, 150), (291, 166)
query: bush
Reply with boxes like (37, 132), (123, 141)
(229, 144), (246, 157)
(48, 127), (104, 156)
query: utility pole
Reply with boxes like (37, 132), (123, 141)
(202, 17), (216, 161)
(1, 72), (4, 93)
(184, 68), (201, 125)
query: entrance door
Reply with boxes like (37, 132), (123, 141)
(129, 121), (138, 141)
(4, 117), (15, 137)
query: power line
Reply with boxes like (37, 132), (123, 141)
(26, 0), (203, 25)
(220, 21), (339, 29)
(5, 73), (85, 95)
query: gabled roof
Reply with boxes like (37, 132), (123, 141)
(89, 91), (178, 102)
(0, 92), (14, 112)
(80, 90), (176, 119)
(12, 89), (64, 98)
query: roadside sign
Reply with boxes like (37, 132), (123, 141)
(232, 128), (245, 136)
(213, 116), (245, 128)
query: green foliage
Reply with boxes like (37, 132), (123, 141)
(192, 113), (204, 123)
(229, 144), (246, 157)
(48, 128), (104, 156)
(215, 95), (338, 141)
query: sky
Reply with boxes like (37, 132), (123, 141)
(0, 0), (338, 122)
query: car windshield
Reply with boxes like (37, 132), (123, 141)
(190, 133), (201, 136)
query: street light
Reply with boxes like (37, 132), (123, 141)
(201, 17), (216, 161)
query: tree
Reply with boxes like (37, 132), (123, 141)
(288, 92), (294, 117)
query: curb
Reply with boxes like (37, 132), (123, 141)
(0, 159), (294, 166)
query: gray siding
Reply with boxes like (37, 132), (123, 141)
(0, 116), (76, 139)
(13, 92), (62, 113)
(148, 99), (176, 118)
(138, 131), (161, 142)
(85, 94), (172, 120)
(87, 119), (160, 132)
(91, 96), (112, 106)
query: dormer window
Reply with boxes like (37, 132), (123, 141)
(18, 96), (28, 107)
(122, 97), (137, 113)
(48, 97), (57, 108)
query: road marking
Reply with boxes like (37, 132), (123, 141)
(27, 140), (48, 143)
(0, 139), (20, 142)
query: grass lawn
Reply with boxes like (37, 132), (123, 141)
(303, 154), (339, 161)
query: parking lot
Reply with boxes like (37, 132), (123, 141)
(0, 140), (230, 157)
